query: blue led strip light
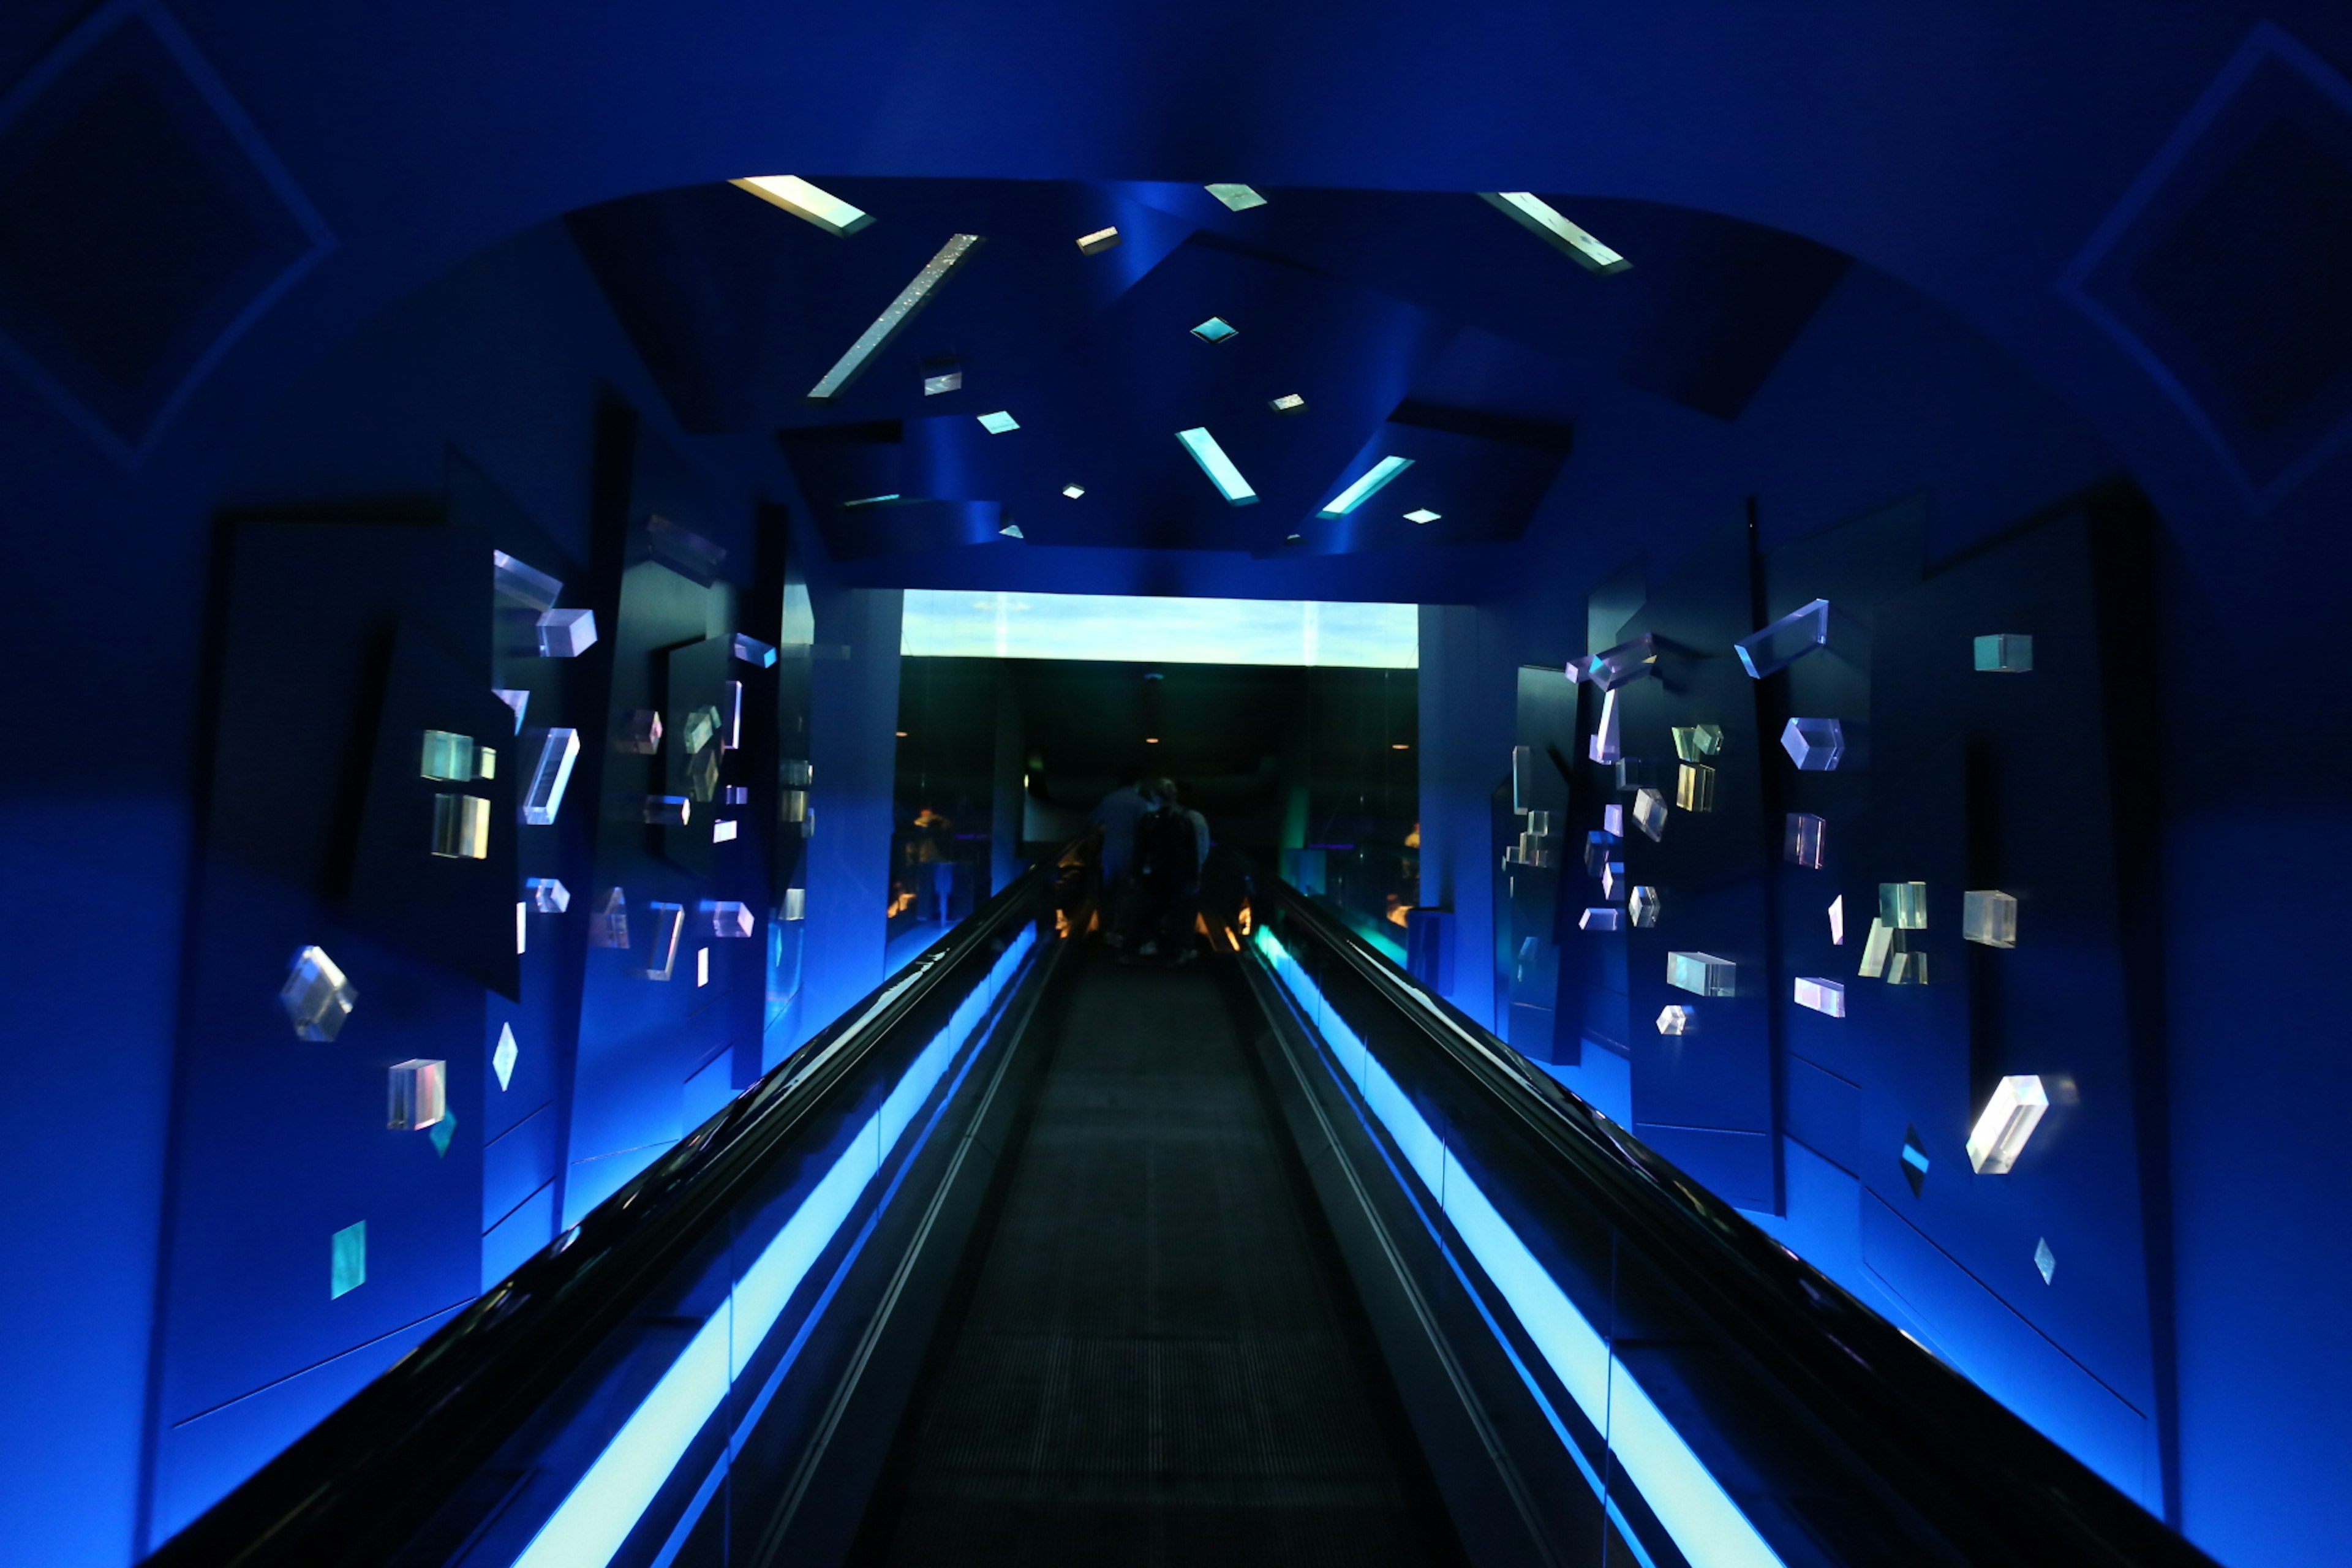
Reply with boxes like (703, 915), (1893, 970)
(1252, 926), (1786, 1568)
(510, 927), (1037, 1568)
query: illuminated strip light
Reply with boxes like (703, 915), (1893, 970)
(1252, 925), (1785, 1568)
(1175, 428), (1259, 506)
(841, 494), (903, 508)
(511, 927), (1038, 1568)
(729, 176), (873, 237)
(807, 234), (987, 403)
(1478, 192), (1632, 276)
(1319, 456), (1414, 518)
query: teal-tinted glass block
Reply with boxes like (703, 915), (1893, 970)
(1667, 950), (1736, 997)
(1879, 881), (1928, 930)
(420, 729), (475, 782)
(976, 410), (1020, 434)
(1672, 723), (1724, 761)
(1735, 598), (1830, 679)
(1974, 633), (2034, 673)
(429, 1103), (456, 1158)
(330, 1221), (366, 1298)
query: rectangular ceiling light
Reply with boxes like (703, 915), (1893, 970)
(1478, 192), (1630, 275)
(729, 176), (874, 236)
(807, 233), (986, 403)
(903, 590), (1417, 668)
(1319, 456), (1414, 517)
(1175, 427), (1258, 505)
(1205, 183), (1267, 211)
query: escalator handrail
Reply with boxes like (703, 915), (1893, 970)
(1252, 874), (2212, 1568)
(148, 858), (1061, 1567)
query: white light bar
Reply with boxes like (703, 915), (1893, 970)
(729, 176), (873, 237)
(807, 233), (986, 403)
(902, 590), (1415, 669)
(1319, 456), (1414, 517)
(1175, 427), (1258, 505)
(1479, 192), (1631, 274)
(1966, 1075), (2050, 1175)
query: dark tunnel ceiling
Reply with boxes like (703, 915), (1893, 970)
(565, 179), (1850, 562)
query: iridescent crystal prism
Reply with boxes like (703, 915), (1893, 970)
(535, 609), (597, 658)
(1632, 788), (1668, 842)
(1602, 804), (1623, 837)
(492, 1023), (518, 1091)
(1963, 890), (2019, 948)
(1671, 723), (1724, 762)
(707, 900), (754, 938)
(1966, 1074), (2048, 1174)
(492, 549), (562, 611)
(432, 794), (490, 859)
(1581, 634), (1656, 692)
(1974, 634), (2034, 673)
(1587, 687), (1621, 764)
(1579, 908), (1622, 932)
(687, 745), (720, 802)
(521, 728), (580, 825)
(1629, 886), (1660, 927)
(1888, 949), (1931, 985)
(1657, 1005), (1694, 1036)
(525, 876), (569, 914)
(723, 785), (749, 806)
(1676, 763), (1716, 812)
(1879, 882), (1928, 930)
(734, 633), (778, 669)
(420, 730), (475, 782)
(1828, 894), (1844, 946)
(1190, 316), (1239, 344)
(1601, 861), (1628, 901)
(281, 946), (356, 1041)
(494, 688), (529, 733)
(1735, 598), (1830, 679)
(1794, 977), (1846, 1017)
(386, 1058), (447, 1130)
(1785, 813), (1826, 869)
(976, 410), (1020, 434)
(1583, 832), (1616, 875)
(1781, 717), (1845, 771)
(1858, 918), (1894, 979)
(1667, 951), (1736, 997)
(1269, 393), (1306, 415)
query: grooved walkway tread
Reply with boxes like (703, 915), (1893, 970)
(873, 952), (1446, 1567)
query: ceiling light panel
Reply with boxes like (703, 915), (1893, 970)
(1176, 428), (1259, 505)
(730, 176), (874, 237)
(1478, 191), (1630, 274)
(806, 233), (986, 403)
(1319, 456), (1415, 517)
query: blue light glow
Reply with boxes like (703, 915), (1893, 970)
(901, 589), (1415, 669)
(1174, 426), (1259, 505)
(1318, 455), (1414, 517)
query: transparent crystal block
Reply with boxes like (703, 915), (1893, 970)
(729, 175), (873, 236)
(432, 794), (490, 860)
(1667, 951), (1736, 997)
(387, 1058), (446, 1131)
(1587, 687), (1621, 764)
(1629, 886), (1660, 927)
(1269, 393), (1306, 415)
(1781, 717), (1845, 771)
(588, 888), (629, 949)
(535, 608), (597, 658)
(734, 633), (778, 668)
(1525, 810), (1552, 838)
(1580, 633), (1656, 692)
(1785, 812), (1826, 869)
(1879, 881), (1928, 930)
(1404, 508), (1441, 524)
(1602, 861), (1627, 901)
(782, 788), (809, 823)
(1828, 894), (1844, 946)
(1858, 918), (1894, 979)
(784, 887), (808, 921)
(1632, 788), (1668, 842)
(522, 729), (580, 825)
(2034, 1237), (2056, 1284)
(1794, 976), (1846, 1017)
(1581, 832), (1615, 875)
(1888, 949), (1931, 985)
(1671, 723), (1725, 762)
(526, 877), (570, 914)
(1603, 804), (1624, 837)
(1901, 1126), (1929, 1196)
(494, 688), (529, 733)
(706, 900), (754, 938)
(516, 899), (526, 956)
(697, 946), (710, 987)
(1964, 889), (2019, 948)
(1676, 763), (1716, 812)
(645, 902), (685, 981)
(1966, 1074), (2048, 1174)
(420, 730), (475, 781)
(782, 758), (812, 786)
(492, 1023), (518, 1091)
(1974, 633), (2034, 674)
(976, 410), (1019, 434)
(921, 355), (962, 394)
(619, 710), (662, 755)
(1580, 908), (1622, 932)
(1657, 1005), (1694, 1036)
(684, 705), (722, 755)
(281, 946), (356, 1042)
(475, 747), (496, 781)
(429, 1105), (455, 1158)
(331, 1221), (366, 1299)
(1204, 183), (1267, 211)
(713, 819), (738, 843)
(492, 549), (562, 611)
(1191, 316), (1239, 344)
(1735, 598), (1830, 679)
(644, 795), (691, 826)
(1616, 758), (1668, 791)
(722, 681), (744, 750)
(1077, 225), (1121, 255)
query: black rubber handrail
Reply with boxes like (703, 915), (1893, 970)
(146, 859), (1057, 1567)
(1253, 875), (2214, 1568)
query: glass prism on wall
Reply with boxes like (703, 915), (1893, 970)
(1784, 813), (1826, 869)
(1580, 633), (1656, 691)
(1632, 788), (1668, 842)
(1966, 1075), (2049, 1174)
(1781, 717), (1845, 771)
(281, 946), (356, 1042)
(1735, 598), (1830, 678)
(1879, 881), (1928, 930)
(1964, 890), (2019, 948)
(386, 1058), (447, 1131)
(1667, 951), (1736, 998)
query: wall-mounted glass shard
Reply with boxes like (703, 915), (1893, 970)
(1632, 787), (1668, 842)
(1579, 908), (1621, 932)
(1062, 484), (1086, 499)
(998, 523), (1025, 539)
(1794, 977), (1846, 1017)
(429, 1107), (455, 1158)
(493, 1023), (518, 1091)
(432, 794), (490, 859)
(492, 549), (562, 611)
(589, 888), (629, 949)
(1657, 1005), (1693, 1035)
(683, 706), (721, 756)
(1671, 723), (1725, 761)
(1588, 687), (1621, 764)
(521, 729), (580, 825)
(1477, 192), (1630, 274)
(1630, 886), (1660, 927)
(1581, 634), (1656, 692)
(619, 710), (662, 755)
(807, 233), (986, 402)
(281, 946), (356, 1042)
(1901, 1126), (1930, 1196)
(707, 900), (755, 938)
(713, 819), (738, 843)
(644, 902), (685, 981)
(1858, 918), (1894, 979)
(1205, 183), (1267, 211)
(1668, 951), (1736, 998)
(733, 633), (777, 669)
(1077, 225), (1121, 254)
(723, 785), (749, 806)
(976, 410), (1020, 434)
(526, 876), (569, 914)
(1975, 633), (2034, 673)
(1785, 812), (1826, 869)
(1319, 457), (1414, 518)
(330, 1221), (366, 1299)
(1602, 804), (1624, 837)
(1404, 508), (1441, 524)
(729, 175), (874, 236)
(1963, 889), (2019, 948)
(1601, 861), (1627, 902)
(1581, 832), (1613, 875)
(387, 1058), (447, 1131)
(921, 355), (962, 395)
(1828, 894), (1844, 946)
(516, 900), (527, 956)
(783, 887), (807, 921)
(644, 796), (690, 827)
(2035, 1238), (2057, 1284)
(535, 609), (597, 658)
(421, 730), (477, 782)
(1879, 881), (1928, 930)
(1888, 950), (1931, 985)
(1966, 1075), (2049, 1174)
(1676, 763), (1716, 813)
(1175, 428), (1258, 505)
(1735, 598), (1830, 679)
(1781, 717), (1845, 771)
(1190, 316), (1238, 344)
(1269, 393), (1306, 415)
(494, 688), (529, 733)
(722, 681), (744, 750)
(475, 748), (497, 782)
